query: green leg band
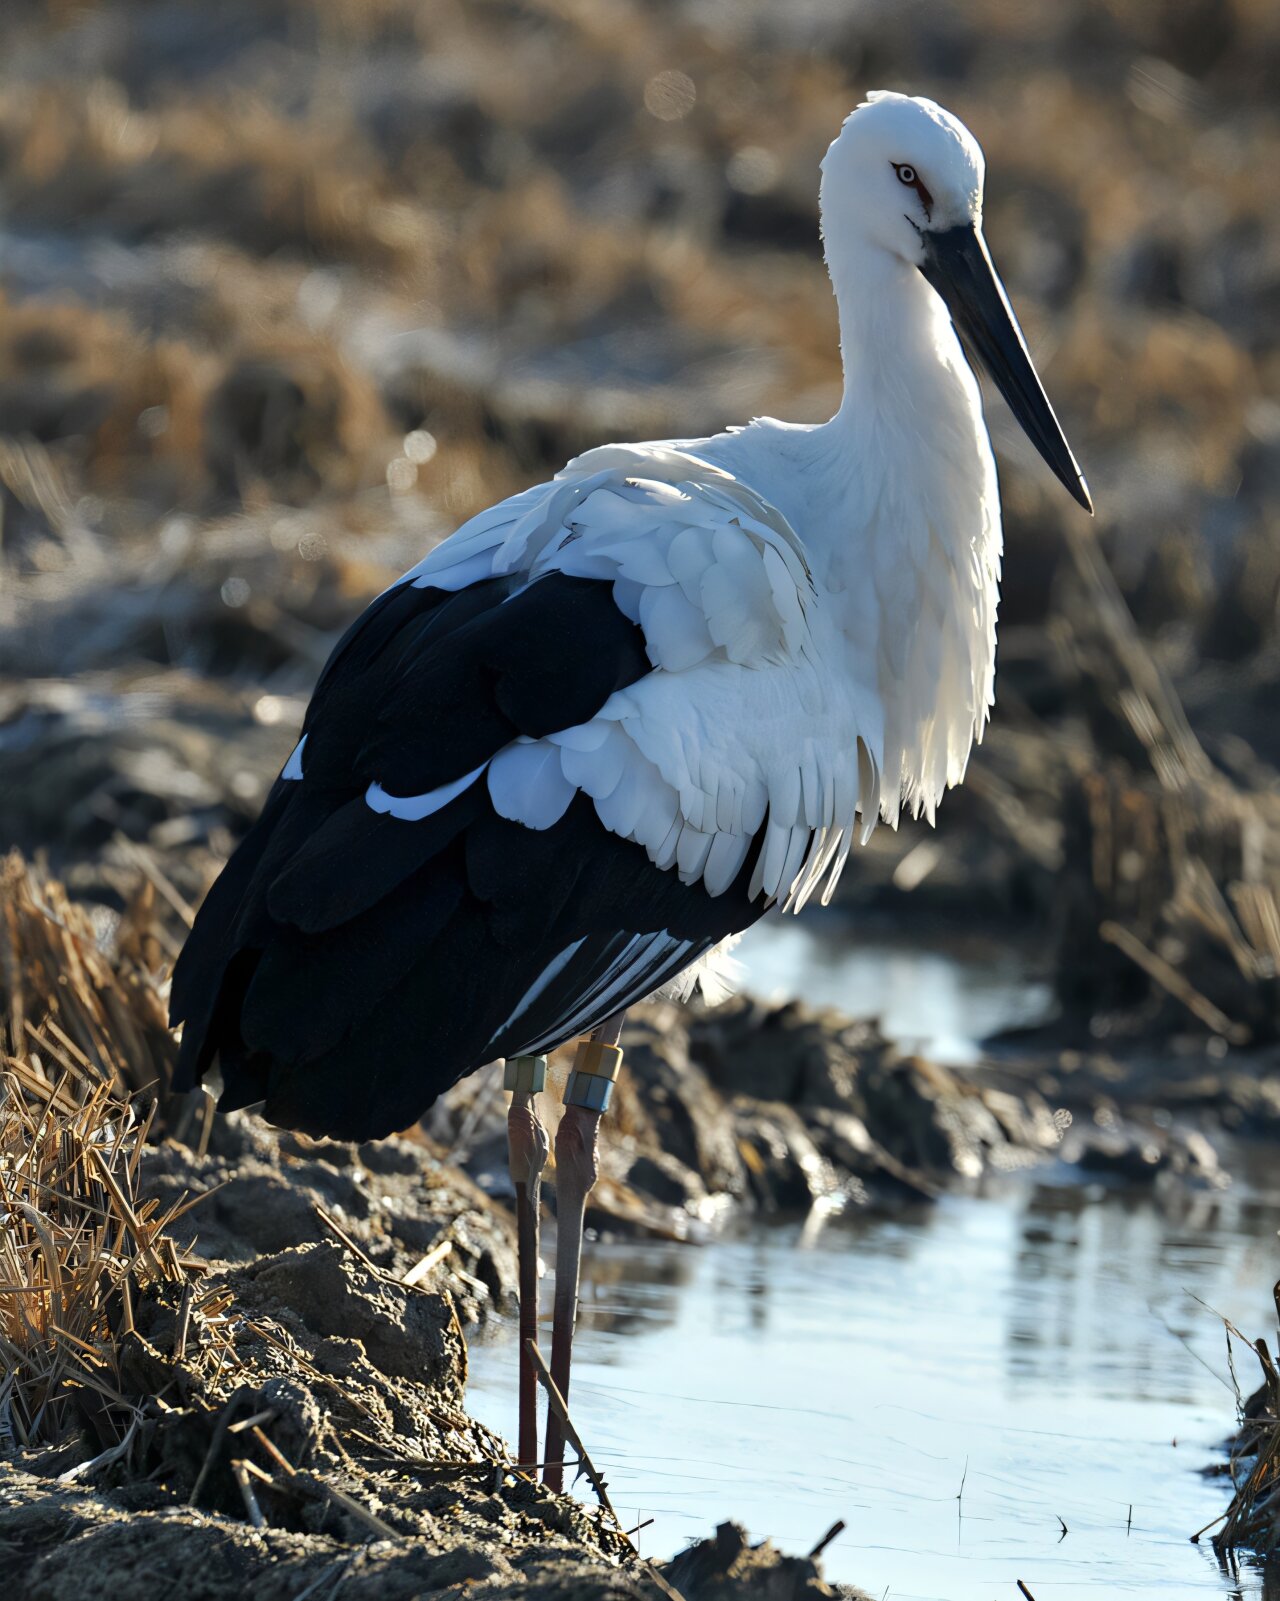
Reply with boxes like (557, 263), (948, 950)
(504, 1054), (548, 1094)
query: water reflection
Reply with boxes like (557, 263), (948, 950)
(1221, 1547), (1280, 1601)
(1005, 1171), (1280, 1410)
(467, 1168), (1280, 1600)
(736, 917), (1054, 1062)
(565, 1244), (694, 1342)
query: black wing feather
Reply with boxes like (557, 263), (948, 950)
(241, 866), (465, 1063)
(265, 789), (482, 933)
(170, 570), (768, 1142)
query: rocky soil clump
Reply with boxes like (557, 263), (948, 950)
(140, 1113), (519, 1325)
(0, 1231), (646, 1601)
(433, 992), (1067, 1239)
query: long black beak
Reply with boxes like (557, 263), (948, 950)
(919, 224), (1092, 513)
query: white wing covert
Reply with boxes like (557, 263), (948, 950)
(402, 444), (884, 912)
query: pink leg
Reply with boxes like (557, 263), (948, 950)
(544, 1012), (624, 1491)
(506, 1076), (549, 1472)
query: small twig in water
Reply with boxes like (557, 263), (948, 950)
(807, 1519), (845, 1560)
(956, 1455), (968, 1541)
(1147, 1297), (1236, 1395)
(1017, 1583), (1038, 1601)
(1189, 1507), (1228, 1544)
(524, 1338), (619, 1525)
(523, 1340), (688, 1601)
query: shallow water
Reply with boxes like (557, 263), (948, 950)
(466, 932), (1280, 1599)
(468, 1179), (1280, 1598)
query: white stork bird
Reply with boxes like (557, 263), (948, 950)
(171, 91), (1090, 1488)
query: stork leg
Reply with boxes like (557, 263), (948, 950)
(544, 1012), (625, 1491)
(504, 1056), (549, 1473)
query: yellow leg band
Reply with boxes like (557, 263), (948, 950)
(564, 1040), (623, 1113)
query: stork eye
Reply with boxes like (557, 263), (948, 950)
(891, 161), (934, 218)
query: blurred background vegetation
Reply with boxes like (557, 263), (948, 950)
(0, 0), (1278, 1050)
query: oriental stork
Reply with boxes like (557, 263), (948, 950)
(170, 91), (1090, 1489)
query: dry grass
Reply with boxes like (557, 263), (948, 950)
(1, 0), (1275, 542)
(0, 80), (423, 274)
(0, 850), (178, 1109)
(1210, 1290), (1280, 1556)
(0, 853), (240, 1455)
(0, 1070), (214, 1452)
(0, 851), (205, 1449)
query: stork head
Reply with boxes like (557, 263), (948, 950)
(821, 91), (1092, 513)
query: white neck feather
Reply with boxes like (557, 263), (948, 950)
(703, 238), (1002, 829)
(824, 242), (1002, 826)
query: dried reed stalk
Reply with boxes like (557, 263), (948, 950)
(1212, 1287), (1280, 1556)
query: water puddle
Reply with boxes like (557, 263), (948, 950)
(468, 1177), (1280, 1598)
(466, 931), (1280, 1598)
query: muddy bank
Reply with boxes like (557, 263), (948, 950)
(0, 844), (1230, 1274)
(982, 1024), (1280, 1133)
(0, 1472), (866, 1601)
(1, 1106), (868, 1601)
(140, 1114), (519, 1326)
(433, 991), (1237, 1237)
(0, 854), (1257, 1598)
